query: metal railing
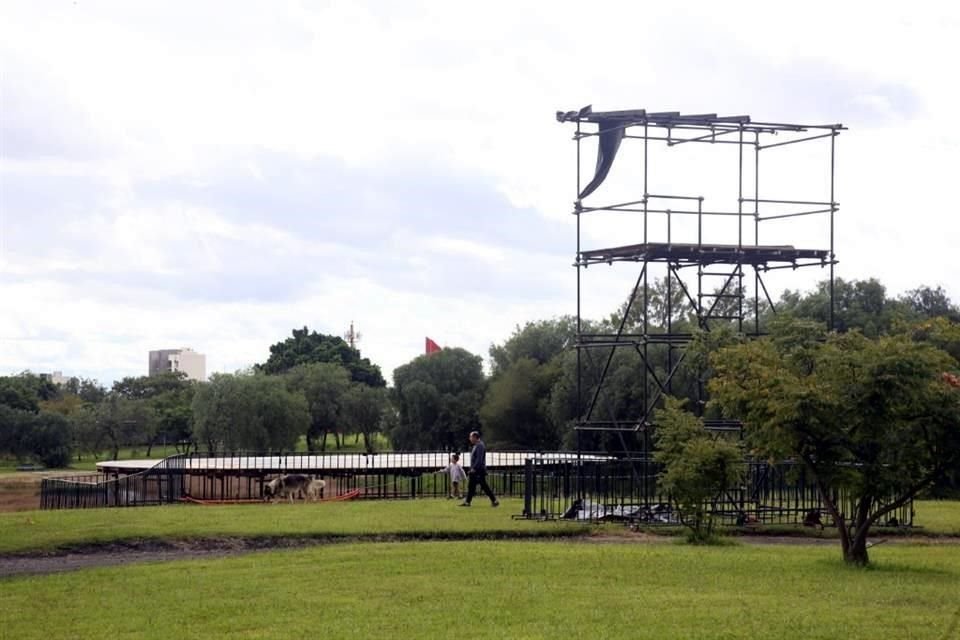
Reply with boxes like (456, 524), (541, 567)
(42, 450), (913, 529)
(42, 451), (582, 508)
(521, 456), (914, 527)
(41, 455), (187, 509)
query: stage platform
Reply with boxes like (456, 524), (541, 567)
(578, 242), (829, 267)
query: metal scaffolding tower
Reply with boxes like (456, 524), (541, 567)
(557, 106), (843, 449)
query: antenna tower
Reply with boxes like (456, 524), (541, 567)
(344, 321), (362, 349)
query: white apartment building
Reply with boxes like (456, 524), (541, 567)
(40, 371), (69, 385)
(148, 348), (206, 381)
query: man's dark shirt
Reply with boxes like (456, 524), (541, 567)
(470, 440), (487, 473)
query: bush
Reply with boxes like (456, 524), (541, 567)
(654, 398), (744, 543)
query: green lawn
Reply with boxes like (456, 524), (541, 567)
(1, 498), (958, 556)
(913, 499), (960, 536)
(2, 541), (959, 639)
(0, 498), (585, 554)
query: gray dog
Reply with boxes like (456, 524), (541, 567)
(264, 474), (325, 503)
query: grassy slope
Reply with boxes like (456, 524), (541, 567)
(1, 499), (958, 555)
(0, 498), (584, 553)
(2, 541), (959, 639)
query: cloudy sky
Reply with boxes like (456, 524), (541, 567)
(1, 0), (958, 385)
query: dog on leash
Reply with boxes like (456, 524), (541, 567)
(263, 474), (326, 503)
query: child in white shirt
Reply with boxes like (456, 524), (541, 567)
(438, 453), (467, 499)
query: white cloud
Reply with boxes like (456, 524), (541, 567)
(1, 0), (958, 384)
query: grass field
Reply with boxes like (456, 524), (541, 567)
(1, 499), (958, 555)
(912, 499), (960, 536)
(0, 498), (584, 554)
(2, 540), (959, 639)
(1, 499), (958, 638)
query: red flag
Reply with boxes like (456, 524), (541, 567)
(425, 337), (442, 355)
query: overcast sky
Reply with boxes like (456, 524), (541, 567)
(1, 1), (958, 385)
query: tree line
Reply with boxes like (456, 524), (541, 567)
(0, 329), (390, 465)
(2, 280), (958, 467)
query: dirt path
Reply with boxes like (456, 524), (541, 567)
(0, 547), (242, 577)
(0, 537), (336, 578)
(3, 533), (958, 579)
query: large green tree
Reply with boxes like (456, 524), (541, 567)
(0, 405), (32, 461)
(22, 411), (73, 468)
(0, 372), (61, 413)
(488, 317), (574, 376)
(0, 378), (40, 413)
(390, 348), (485, 450)
(708, 318), (960, 565)
(480, 357), (561, 450)
(0, 406), (73, 467)
(191, 373), (308, 453)
(483, 319), (573, 450)
(257, 327), (385, 387)
(0, 373), (76, 467)
(285, 363), (351, 451)
(778, 277), (911, 336)
(340, 382), (389, 453)
(62, 377), (108, 404)
(112, 372), (196, 454)
(900, 285), (960, 322)
(909, 316), (960, 365)
(70, 395), (156, 461)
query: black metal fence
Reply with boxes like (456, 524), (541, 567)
(40, 455), (187, 509)
(168, 451), (537, 502)
(40, 451), (548, 508)
(40, 451), (914, 530)
(521, 455), (914, 527)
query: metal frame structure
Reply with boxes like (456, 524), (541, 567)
(557, 107), (843, 442)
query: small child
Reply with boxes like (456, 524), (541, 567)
(438, 453), (467, 499)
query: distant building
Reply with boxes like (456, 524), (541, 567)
(148, 348), (206, 381)
(40, 371), (68, 386)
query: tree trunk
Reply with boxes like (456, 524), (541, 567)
(843, 497), (873, 566)
(334, 432), (342, 450)
(844, 532), (869, 566)
(805, 458), (864, 565)
(146, 439), (153, 457)
(363, 432), (374, 454)
(321, 431), (328, 452)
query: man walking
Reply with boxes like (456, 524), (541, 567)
(460, 431), (499, 507)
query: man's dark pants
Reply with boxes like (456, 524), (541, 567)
(465, 471), (497, 504)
